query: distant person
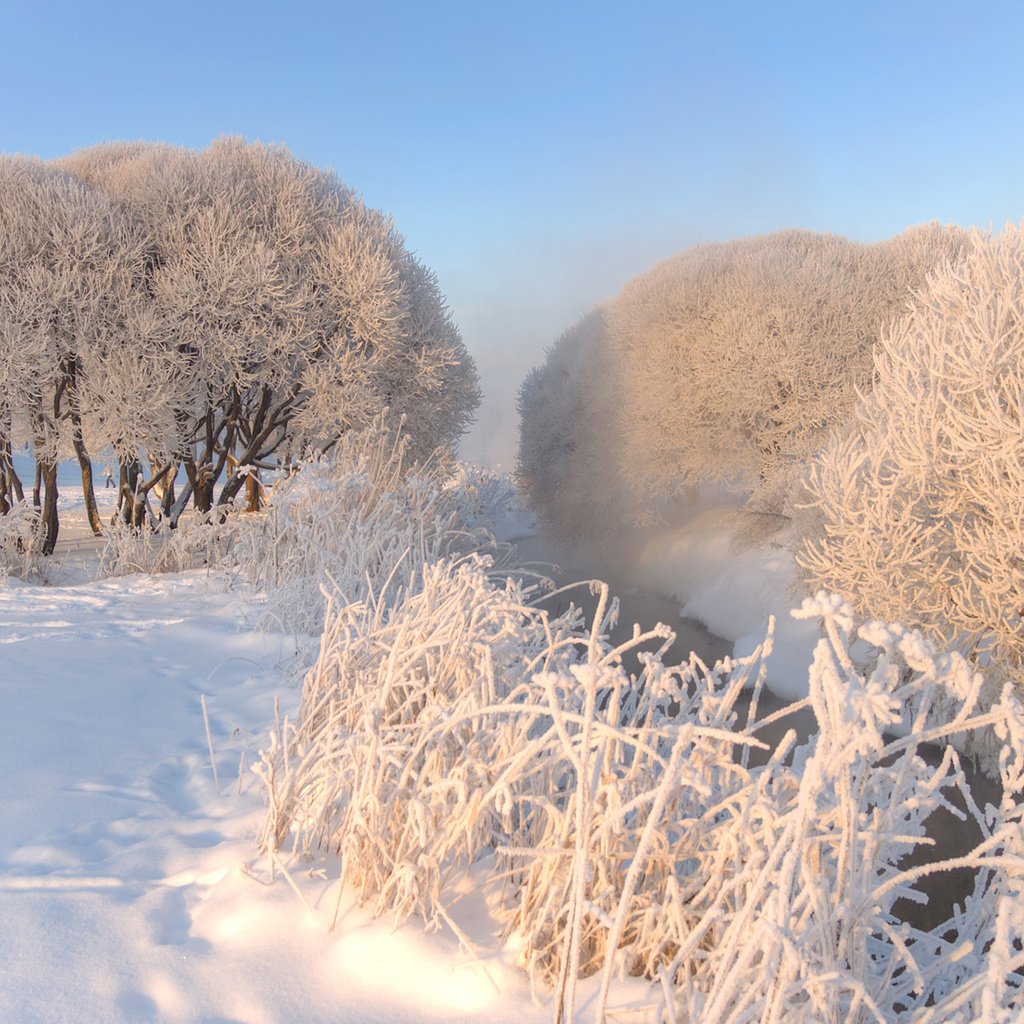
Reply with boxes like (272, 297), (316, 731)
(103, 464), (114, 489)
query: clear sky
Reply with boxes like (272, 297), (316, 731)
(3, 0), (1023, 466)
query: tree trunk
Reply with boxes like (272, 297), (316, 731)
(245, 471), (262, 513)
(217, 470), (247, 509)
(33, 462), (42, 510)
(66, 358), (102, 535)
(187, 454), (215, 514)
(118, 458), (147, 530)
(72, 435), (102, 535)
(168, 478), (194, 529)
(38, 461), (59, 555)
(160, 469), (176, 520)
(0, 430), (22, 513)
(8, 448), (24, 505)
(0, 439), (10, 516)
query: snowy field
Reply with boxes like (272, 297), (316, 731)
(0, 479), (762, 1024)
(3, 473), (1020, 1023)
(0, 482), (666, 1024)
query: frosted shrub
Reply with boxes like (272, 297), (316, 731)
(516, 310), (628, 538)
(518, 225), (966, 537)
(237, 423), (492, 637)
(255, 556), (570, 919)
(0, 139), (479, 551)
(0, 500), (38, 579)
(799, 223), (1024, 749)
(256, 561), (1024, 1021)
(675, 595), (1024, 1024)
(96, 505), (250, 578)
(442, 460), (529, 539)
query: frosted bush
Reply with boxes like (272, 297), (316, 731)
(256, 557), (1023, 1022)
(518, 224), (966, 538)
(442, 460), (529, 539)
(236, 422), (509, 638)
(799, 223), (1024, 757)
(516, 310), (628, 539)
(0, 500), (38, 580)
(96, 505), (251, 578)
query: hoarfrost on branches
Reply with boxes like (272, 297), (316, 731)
(798, 222), (1024, 759)
(0, 138), (479, 548)
(518, 225), (966, 539)
(255, 528), (1024, 1022)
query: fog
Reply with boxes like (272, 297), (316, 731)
(438, 152), (824, 471)
(447, 223), (704, 470)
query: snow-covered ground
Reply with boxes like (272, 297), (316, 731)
(0, 481), (672, 1024)
(9, 471), (1009, 1022)
(0, 560), (583, 1023)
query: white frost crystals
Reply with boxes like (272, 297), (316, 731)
(799, 222), (1024, 761)
(254, 533), (1024, 1024)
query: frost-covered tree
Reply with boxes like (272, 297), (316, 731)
(55, 137), (478, 528)
(798, 222), (1024, 711)
(518, 225), (966, 537)
(0, 155), (149, 550)
(516, 310), (627, 537)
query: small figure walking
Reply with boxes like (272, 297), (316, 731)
(103, 464), (114, 489)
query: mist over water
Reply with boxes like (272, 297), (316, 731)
(450, 223), (714, 471)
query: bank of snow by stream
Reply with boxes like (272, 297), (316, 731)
(627, 507), (819, 701)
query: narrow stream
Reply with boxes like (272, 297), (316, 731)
(510, 528), (1000, 933)
(512, 532), (731, 668)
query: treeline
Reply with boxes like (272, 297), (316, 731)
(0, 138), (479, 553)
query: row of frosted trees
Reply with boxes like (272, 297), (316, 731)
(0, 138), (479, 553)
(519, 221), (1024, 722)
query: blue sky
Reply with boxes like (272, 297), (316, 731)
(3, 0), (1023, 465)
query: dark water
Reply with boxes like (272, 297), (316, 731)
(512, 532), (731, 669)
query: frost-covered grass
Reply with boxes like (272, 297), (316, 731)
(7, 437), (1023, 1022)
(0, 568), (561, 1024)
(95, 425), (521, 638)
(0, 500), (36, 580)
(256, 540), (1024, 1022)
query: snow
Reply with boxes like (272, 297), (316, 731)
(0, 484), (658, 1023)
(0, 562), (576, 1023)
(4, 474), (1020, 1022)
(630, 506), (820, 700)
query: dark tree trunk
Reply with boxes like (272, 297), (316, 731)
(168, 477), (194, 529)
(245, 471), (262, 512)
(192, 408), (219, 514)
(217, 470), (247, 509)
(33, 462), (42, 511)
(72, 435), (102, 536)
(9, 455), (25, 505)
(0, 431), (22, 514)
(38, 461), (59, 555)
(194, 475), (215, 514)
(0, 439), (10, 516)
(118, 459), (147, 530)
(66, 358), (102, 536)
(160, 469), (176, 520)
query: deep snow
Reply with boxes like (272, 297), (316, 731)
(1, 473), (930, 1023)
(0, 565), (582, 1023)
(1, 480), (682, 1023)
